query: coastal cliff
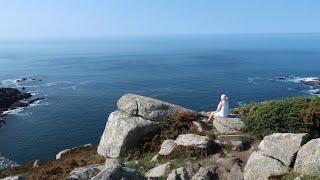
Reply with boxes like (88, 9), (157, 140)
(1, 94), (320, 180)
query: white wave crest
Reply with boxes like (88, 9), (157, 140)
(0, 154), (19, 169)
(0, 79), (20, 87)
(45, 81), (72, 87)
(2, 108), (26, 115)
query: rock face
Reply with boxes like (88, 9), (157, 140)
(174, 134), (210, 148)
(212, 116), (244, 134)
(97, 94), (198, 158)
(67, 164), (104, 180)
(90, 158), (144, 180)
(258, 133), (309, 166)
(244, 151), (289, 180)
(159, 139), (176, 156)
(294, 138), (320, 176)
(117, 93), (198, 121)
(97, 110), (159, 158)
(145, 162), (171, 178)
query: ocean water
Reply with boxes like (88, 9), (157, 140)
(0, 34), (320, 167)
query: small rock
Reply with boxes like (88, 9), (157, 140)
(56, 144), (93, 160)
(67, 164), (104, 180)
(33, 160), (40, 168)
(191, 166), (217, 180)
(159, 139), (176, 156)
(90, 158), (143, 180)
(1, 175), (25, 180)
(56, 149), (71, 160)
(185, 162), (201, 177)
(277, 76), (287, 80)
(167, 167), (189, 180)
(145, 162), (171, 178)
(151, 154), (159, 162)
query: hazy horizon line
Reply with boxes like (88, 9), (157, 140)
(1, 32), (320, 42)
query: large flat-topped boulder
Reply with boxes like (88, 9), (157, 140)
(158, 134), (211, 156)
(213, 116), (244, 134)
(117, 93), (198, 121)
(97, 110), (159, 158)
(258, 133), (309, 166)
(294, 138), (320, 176)
(175, 134), (210, 149)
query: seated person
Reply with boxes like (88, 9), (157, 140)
(208, 94), (229, 121)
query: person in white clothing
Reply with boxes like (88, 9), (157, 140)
(207, 94), (229, 122)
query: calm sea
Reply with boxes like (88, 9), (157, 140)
(0, 34), (320, 167)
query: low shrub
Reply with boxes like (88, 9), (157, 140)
(232, 97), (320, 139)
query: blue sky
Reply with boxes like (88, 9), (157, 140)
(0, 0), (319, 39)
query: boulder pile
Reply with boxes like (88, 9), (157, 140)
(244, 133), (320, 179)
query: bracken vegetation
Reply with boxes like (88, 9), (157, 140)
(0, 146), (105, 180)
(232, 97), (320, 139)
(120, 111), (217, 172)
(123, 111), (203, 159)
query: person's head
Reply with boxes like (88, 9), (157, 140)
(220, 94), (228, 101)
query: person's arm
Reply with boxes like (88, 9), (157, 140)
(216, 101), (222, 112)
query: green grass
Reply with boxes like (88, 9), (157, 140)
(282, 172), (320, 180)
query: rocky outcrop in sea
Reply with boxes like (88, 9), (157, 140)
(0, 77), (45, 126)
(0, 88), (32, 126)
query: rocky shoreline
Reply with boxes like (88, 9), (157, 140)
(277, 76), (320, 96)
(1, 94), (320, 179)
(0, 77), (45, 127)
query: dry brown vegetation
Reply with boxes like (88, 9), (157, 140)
(122, 110), (218, 164)
(0, 146), (105, 180)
